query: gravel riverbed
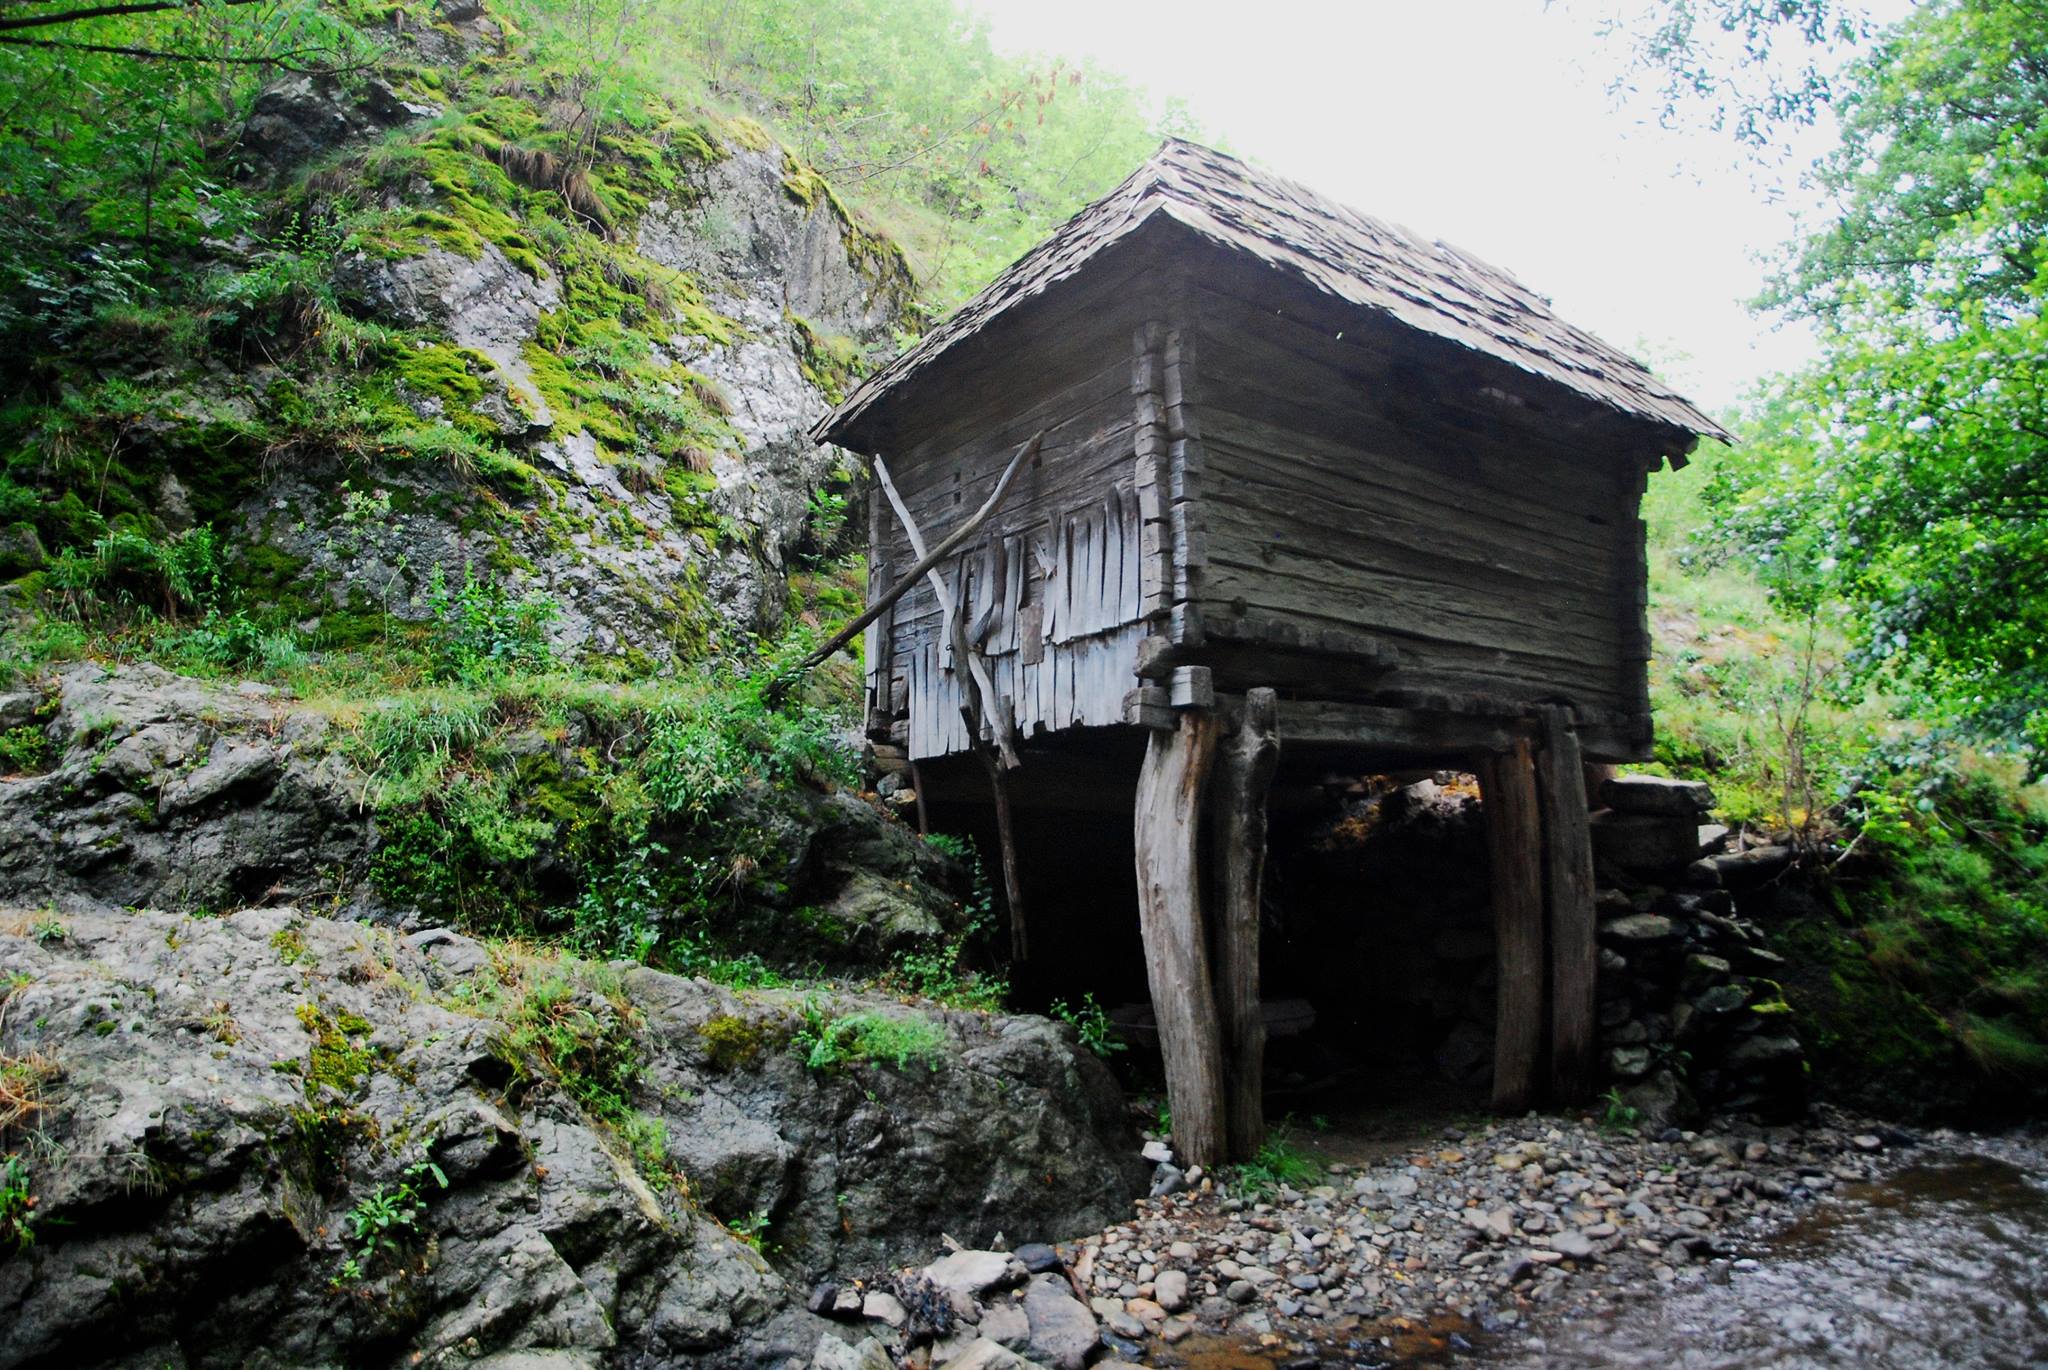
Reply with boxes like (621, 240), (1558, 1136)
(1071, 1107), (1906, 1366)
(824, 1106), (1918, 1370)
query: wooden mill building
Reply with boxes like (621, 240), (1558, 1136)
(812, 139), (1727, 1166)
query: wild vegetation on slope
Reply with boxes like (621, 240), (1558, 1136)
(1647, 453), (2048, 1117)
(1614, 0), (2048, 1117)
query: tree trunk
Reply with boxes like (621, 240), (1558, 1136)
(1134, 709), (1228, 1168)
(1209, 688), (1279, 1161)
(1480, 736), (1545, 1114)
(1536, 705), (1598, 1104)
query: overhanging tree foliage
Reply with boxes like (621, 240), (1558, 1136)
(1692, 0), (2048, 765)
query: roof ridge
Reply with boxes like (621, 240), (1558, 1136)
(817, 137), (1729, 448)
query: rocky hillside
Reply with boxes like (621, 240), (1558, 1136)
(0, 0), (990, 965)
(0, 661), (959, 952)
(0, 905), (1139, 1368)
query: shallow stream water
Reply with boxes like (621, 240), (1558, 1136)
(1474, 1140), (2048, 1369)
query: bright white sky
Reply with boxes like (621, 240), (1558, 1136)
(961, 0), (1893, 413)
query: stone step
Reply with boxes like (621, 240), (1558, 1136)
(1600, 774), (1716, 817)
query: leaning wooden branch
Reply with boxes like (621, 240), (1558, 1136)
(872, 454), (1020, 770)
(790, 430), (1043, 677)
(868, 442), (1034, 958)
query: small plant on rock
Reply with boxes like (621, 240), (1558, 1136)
(727, 1207), (773, 1251)
(494, 961), (681, 1191)
(0, 1155), (36, 1253)
(0, 1041), (60, 1139)
(792, 1002), (946, 1074)
(0, 726), (50, 774)
(1048, 993), (1125, 1058)
(1600, 1086), (1644, 1132)
(888, 939), (1006, 1012)
(346, 1155), (447, 1270)
(1229, 1120), (1323, 1200)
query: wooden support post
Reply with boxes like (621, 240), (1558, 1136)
(1134, 709), (1229, 1168)
(1479, 736), (1544, 1114)
(1536, 705), (1598, 1104)
(1210, 687), (1279, 1161)
(907, 757), (929, 836)
(1582, 761), (1618, 808)
(981, 746), (1029, 964)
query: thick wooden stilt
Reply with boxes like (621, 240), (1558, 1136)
(1536, 705), (1598, 1104)
(1210, 687), (1280, 1162)
(1134, 709), (1228, 1168)
(1480, 737), (1545, 1114)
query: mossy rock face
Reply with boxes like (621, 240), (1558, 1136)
(4, 65), (911, 674)
(689, 785), (965, 966)
(696, 1013), (775, 1071)
(0, 521), (46, 576)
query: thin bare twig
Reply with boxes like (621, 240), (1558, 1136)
(0, 32), (365, 69)
(0, 0), (266, 33)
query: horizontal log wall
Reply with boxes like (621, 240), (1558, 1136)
(1187, 266), (1655, 722)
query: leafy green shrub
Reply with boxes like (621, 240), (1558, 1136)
(641, 655), (858, 819)
(792, 1003), (947, 1074)
(887, 941), (1007, 1012)
(168, 610), (310, 675)
(566, 839), (666, 962)
(422, 564), (558, 684)
(46, 526), (225, 622)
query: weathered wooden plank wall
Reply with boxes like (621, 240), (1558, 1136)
(1187, 262), (1659, 728)
(865, 261), (1167, 761)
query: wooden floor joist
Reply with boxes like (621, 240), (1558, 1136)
(1480, 736), (1545, 1114)
(1210, 687), (1280, 1161)
(1134, 709), (1229, 1168)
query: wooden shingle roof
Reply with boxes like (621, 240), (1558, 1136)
(816, 138), (1730, 449)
